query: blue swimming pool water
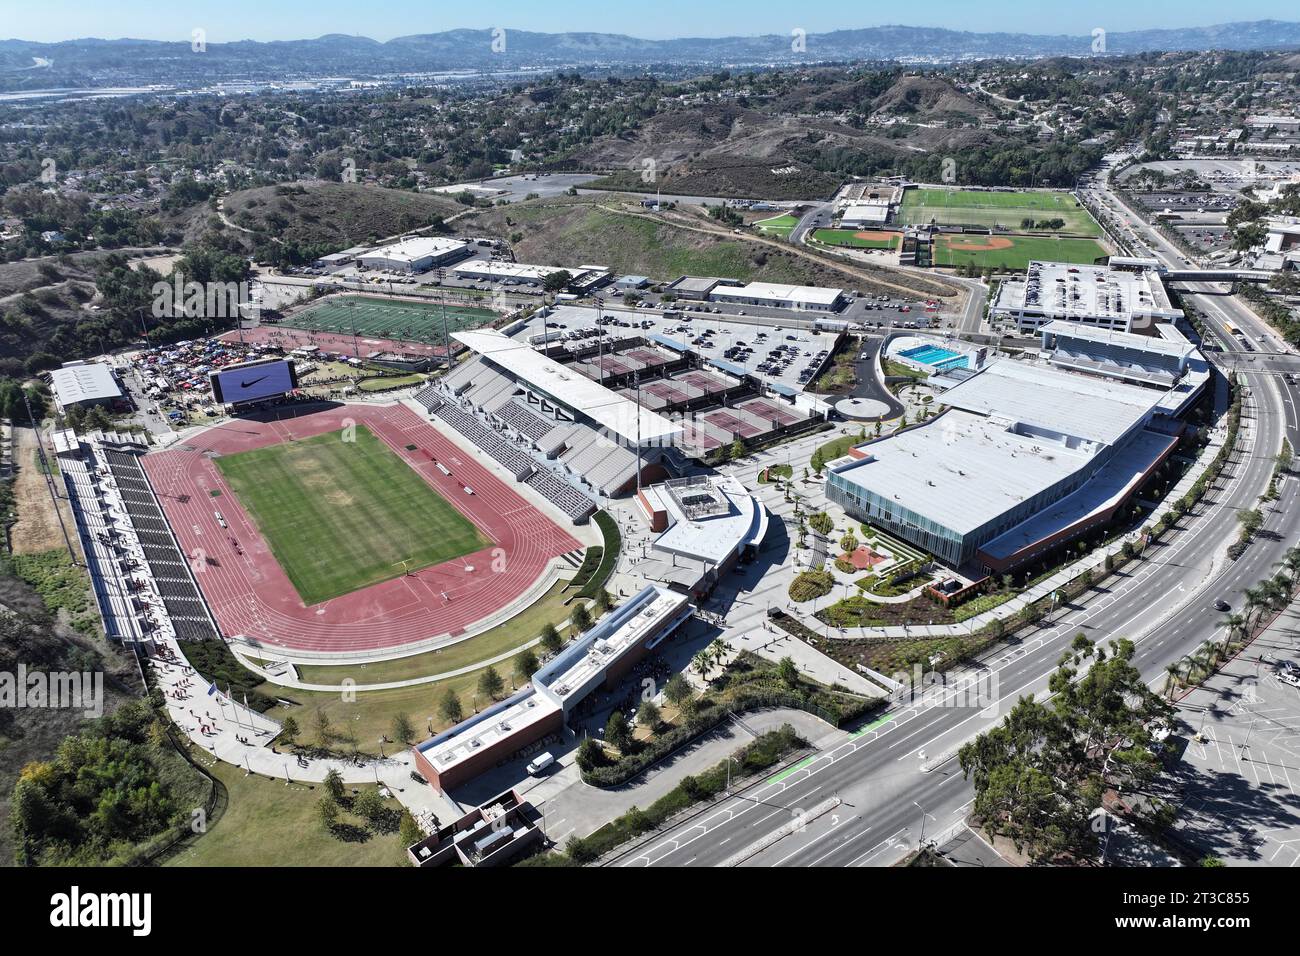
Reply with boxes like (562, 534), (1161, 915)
(900, 344), (969, 370)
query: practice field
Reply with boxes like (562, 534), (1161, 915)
(899, 188), (1099, 236)
(282, 295), (497, 346)
(931, 234), (1107, 270)
(812, 228), (901, 250)
(214, 423), (488, 605)
(753, 213), (799, 238)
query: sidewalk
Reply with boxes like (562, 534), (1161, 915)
(150, 633), (460, 823)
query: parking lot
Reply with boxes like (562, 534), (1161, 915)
(514, 303), (855, 393)
(1163, 602), (1300, 865)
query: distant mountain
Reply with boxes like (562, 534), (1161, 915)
(2, 20), (1300, 92)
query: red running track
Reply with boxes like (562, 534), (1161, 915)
(142, 403), (581, 655)
(219, 326), (450, 358)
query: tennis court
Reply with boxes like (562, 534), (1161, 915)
(281, 294), (499, 346)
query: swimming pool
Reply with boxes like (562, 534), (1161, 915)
(900, 344), (969, 371)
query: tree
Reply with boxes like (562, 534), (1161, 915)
(438, 687), (464, 724)
(960, 637), (1170, 861)
(664, 673), (693, 711)
(539, 622), (563, 656)
(478, 666), (505, 701)
(391, 712), (415, 746)
(313, 709), (333, 746)
(575, 738), (606, 772)
(638, 699), (662, 733)
(354, 789), (386, 828)
(594, 588), (612, 614)
(605, 710), (632, 752)
(279, 715), (299, 746)
(323, 768), (345, 804)
(514, 649), (540, 685)
(398, 810), (423, 848)
(542, 269), (573, 293)
(777, 656), (800, 688)
(317, 796), (340, 832)
(570, 602), (593, 633)
(729, 438), (746, 461)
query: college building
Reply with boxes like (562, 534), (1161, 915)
(356, 237), (472, 272)
(991, 260), (1182, 334)
(411, 585), (693, 793)
(826, 324), (1209, 572)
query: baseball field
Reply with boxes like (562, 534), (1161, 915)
(898, 187), (1100, 236)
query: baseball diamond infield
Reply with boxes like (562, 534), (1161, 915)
(142, 402), (581, 655)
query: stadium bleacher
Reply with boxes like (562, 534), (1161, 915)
(101, 448), (221, 641)
(526, 469), (597, 523)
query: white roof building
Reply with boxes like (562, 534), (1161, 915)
(356, 237), (470, 272)
(50, 361), (123, 412)
(453, 328), (682, 446)
(708, 281), (845, 311)
(991, 260), (1182, 334)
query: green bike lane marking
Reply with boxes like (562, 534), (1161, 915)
(767, 712), (899, 783)
(850, 711), (897, 738)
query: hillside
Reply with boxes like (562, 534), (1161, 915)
(216, 182), (464, 258)
(575, 75), (1017, 200)
(461, 196), (954, 299)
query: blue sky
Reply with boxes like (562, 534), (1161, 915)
(2, 0), (1296, 43)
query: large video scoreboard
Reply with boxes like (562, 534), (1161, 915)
(209, 358), (298, 406)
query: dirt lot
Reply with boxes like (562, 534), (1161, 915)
(8, 427), (78, 555)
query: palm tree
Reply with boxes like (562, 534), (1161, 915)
(1164, 662), (1182, 698)
(1219, 613), (1247, 655)
(1242, 585), (1268, 629)
(1275, 546), (1300, 590)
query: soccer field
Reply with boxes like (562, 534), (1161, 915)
(899, 188), (1099, 236)
(931, 234), (1107, 270)
(282, 295), (498, 345)
(812, 228), (900, 250)
(214, 424), (488, 605)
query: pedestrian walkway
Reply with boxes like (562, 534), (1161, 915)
(149, 633), (459, 823)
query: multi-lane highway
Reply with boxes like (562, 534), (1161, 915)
(610, 175), (1300, 868)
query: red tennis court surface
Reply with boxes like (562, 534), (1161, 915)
(702, 409), (763, 438)
(624, 348), (670, 367)
(739, 398), (802, 427)
(142, 403), (581, 655)
(220, 326), (451, 359)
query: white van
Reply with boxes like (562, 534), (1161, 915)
(526, 752), (555, 775)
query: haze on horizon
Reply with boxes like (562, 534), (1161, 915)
(3, 0), (1298, 44)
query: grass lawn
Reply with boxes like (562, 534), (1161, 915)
(812, 228), (900, 249)
(814, 432), (865, 465)
(357, 373), (425, 392)
(284, 295), (498, 345)
(215, 424), (488, 605)
(285, 580), (576, 685)
(164, 760), (407, 867)
(931, 234), (1106, 271)
(754, 213), (800, 238)
(899, 187), (1100, 236)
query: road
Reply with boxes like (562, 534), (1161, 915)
(609, 172), (1300, 868)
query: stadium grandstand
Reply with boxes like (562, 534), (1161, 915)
(55, 429), (221, 645)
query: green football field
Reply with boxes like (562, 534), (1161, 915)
(812, 228), (901, 249)
(899, 188), (1100, 236)
(281, 295), (498, 345)
(214, 424), (488, 605)
(753, 213), (800, 238)
(931, 234), (1107, 271)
